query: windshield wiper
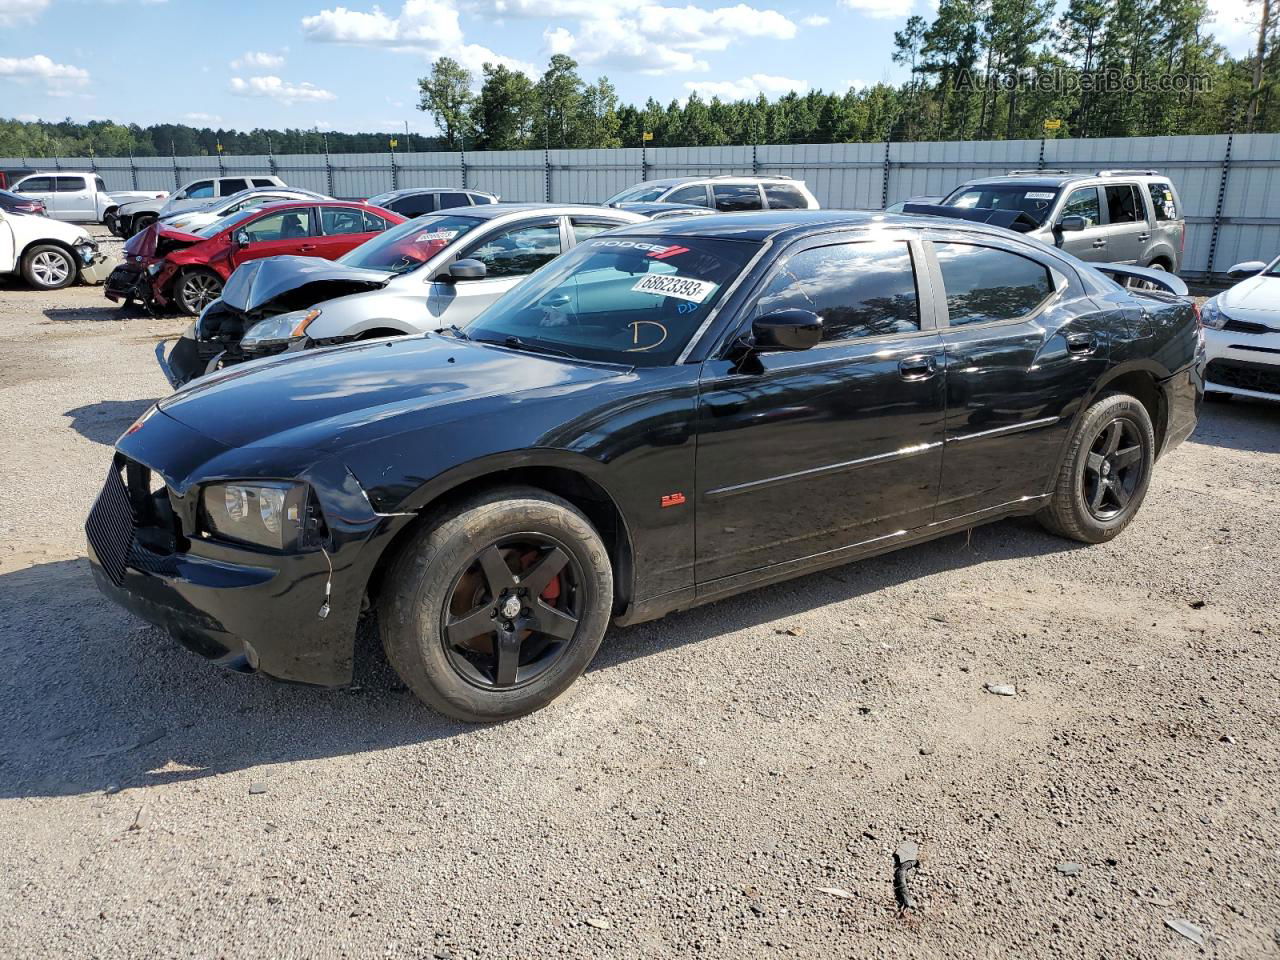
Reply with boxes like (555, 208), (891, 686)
(475, 335), (578, 361)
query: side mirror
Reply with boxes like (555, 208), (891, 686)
(1058, 215), (1086, 232)
(447, 258), (487, 281)
(1226, 260), (1266, 280)
(234, 229), (250, 248)
(752, 309), (822, 351)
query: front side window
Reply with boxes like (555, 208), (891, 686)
(754, 240), (920, 343)
(1104, 184), (1142, 224)
(240, 209), (312, 243)
(713, 183), (763, 211)
(338, 214), (482, 274)
(465, 235), (758, 367)
(934, 242), (1055, 327)
(186, 181), (215, 199)
(1147, 182), (1177, 221)
(763, 183), (809, 209)
(219, 178), (250, 195)
(55, 176), (87, 192)
(319, 206), (368, 235)
(95, 176), (108, 193)
(666, 184), (710, 207)
(1061, 186), (1101, 226)
(252, 178), (277, 188)
(465, 220), (562, 279)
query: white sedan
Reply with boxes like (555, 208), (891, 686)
(1200, 256), (1280, 402)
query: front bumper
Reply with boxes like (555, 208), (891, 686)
(84, 442), (404, 688)
(79, 253), (118, 286)
(1203, 326), (1280, 400)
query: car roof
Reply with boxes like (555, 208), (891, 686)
(601, 208), (1034, 244)
(421, 201), (641, 221)
(374, 187), (495, 198)
(961, 171), (1174, 189)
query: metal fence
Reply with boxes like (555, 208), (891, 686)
(6, 133), (1278, 278)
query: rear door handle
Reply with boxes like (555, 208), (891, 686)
(1066, 332), (1098, 355)
(1092, 239), (1107, 248)
(300, 243), (318, 252)
(1137, 233), (1150, 242)
(898, 354), (937, 381)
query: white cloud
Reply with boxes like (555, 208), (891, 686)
(231, 50), (286, 70)
(183, 111), (223, 123)
(301, 0), (535, 76)
(685, 72), (806, 100)
(0, 54), (91, 93)
(0, 0), (50, 25)
(229, 75), (337, 104)
(1207, 0), (1260, 55)
(801, 14), (829, 26)
(15, 112), (41, 122)
(839, 0), (903, 19)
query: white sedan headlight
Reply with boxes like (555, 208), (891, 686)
(1199, 296), (1227, 330)
(241, 308), (322, 350)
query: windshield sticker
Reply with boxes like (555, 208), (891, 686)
(415, 229), (458, 244)
(1025, 191), (1056, 200)
(631, 274), (717, 303)
(588, 239), (688, 259)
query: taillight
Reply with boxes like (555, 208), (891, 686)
(1192, 300), (1201, 327)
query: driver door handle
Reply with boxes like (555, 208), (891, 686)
(1092, 239), (1107, 248)
(299, 243), (318, 252)
(898, 354), (937, 381)
(1066, 332), (1098, 355)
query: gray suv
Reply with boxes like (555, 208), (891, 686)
(937, 169), (1185, 273)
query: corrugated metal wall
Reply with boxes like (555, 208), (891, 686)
(6, 134), (1276, 277)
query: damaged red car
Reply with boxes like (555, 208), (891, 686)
(104, 200), (403, 315)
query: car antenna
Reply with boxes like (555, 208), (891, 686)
(318, 546), (333, 619)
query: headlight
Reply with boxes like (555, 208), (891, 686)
(1199, 296), (1227, 330)
(170, 218), (191, 229)
(241, 308), (322, 349)
(200, 481), (319, 550)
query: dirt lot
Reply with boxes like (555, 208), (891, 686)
(1, 230), (1278, 958)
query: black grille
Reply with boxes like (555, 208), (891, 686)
(86, 463), (136, 586)
(1223, 318), (1279, 335)
(1205, 358), (1280, 395)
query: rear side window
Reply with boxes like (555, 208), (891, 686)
(1061, 186), (1101, 226)
(712, 183), (763, 211)
(437, 192), (471, 209)
(666, 184), (710, 206)
(934, 242), (1055, 326)
(467, 193), (495, 205)
(1104, 184), (1142, 224)
(320, 206), (368, 235)
(362, 210), (392, 232)
(763, 183), (809, 209)
(252, 178), (278, 188)
(393, 194), (435, 217)
(753, 240), (920, 343)
(219, 178), (250, 196)
(55, 176), (87, 192)
(1147, 182), (1177, 221)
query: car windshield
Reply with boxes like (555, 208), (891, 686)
(1264, 257), (1280, 277)
(339, 214), (482, 274)
(942, 184), (1061, 225)
(606, 184), (671, 204)
(463, 235), (758, 367)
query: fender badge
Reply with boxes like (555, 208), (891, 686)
(660, 492), (686, 508)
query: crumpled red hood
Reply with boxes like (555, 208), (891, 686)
(122, 223), (204, 262)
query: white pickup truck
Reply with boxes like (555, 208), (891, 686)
(7, 171), (166, 225)
(0, 207), (115, 289)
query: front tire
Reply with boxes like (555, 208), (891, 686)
(129, 213), (156, 237)
(379, 487), (613, 722)
(174, 268), (223, 316)
(1037, 392), (1156, 543)
(22, 244), (77, 290)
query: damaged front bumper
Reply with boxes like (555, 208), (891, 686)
(79, 252), (118, 286)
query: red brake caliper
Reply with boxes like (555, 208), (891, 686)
(519, 550), (561, 602)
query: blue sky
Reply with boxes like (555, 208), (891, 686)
(0, 0), (1258, 137)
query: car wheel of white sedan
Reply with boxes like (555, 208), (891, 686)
(22, 245), (77, 290)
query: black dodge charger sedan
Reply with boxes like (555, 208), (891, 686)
(86, 211), (1202, 722)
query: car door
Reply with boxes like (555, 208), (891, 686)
(430, 217), (564, 326)
(1054, 185), (1108, 261)
(310, 204), (378, 258)
(54, 176), (95, 220)
(1096, 183), (1145, 264)
(228, 207), (315, 270)
(926, 235), (1110, 521)
(694, 235), (947, 586)
(13, 176), (57, 218)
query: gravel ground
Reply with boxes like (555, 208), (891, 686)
(1, 229), (1278, 958)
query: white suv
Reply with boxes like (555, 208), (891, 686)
(113, 175), (288, 237)
(606, 175), (820, 211)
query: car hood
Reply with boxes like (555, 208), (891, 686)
(1220, 274), (1280, 321)
(219, 255), (394, 316)
(117, 197), (164, 215)
(156, 333), (624, 450)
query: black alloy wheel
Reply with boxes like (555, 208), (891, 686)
(440, 536), (582, 689)
(1082, 417), (1145, 521)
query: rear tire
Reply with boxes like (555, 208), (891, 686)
(379, 486), (613, 722)
(1037, 392), (1156, 544)
(21, 244), (77, 290)
(173, 268), (223, 316)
